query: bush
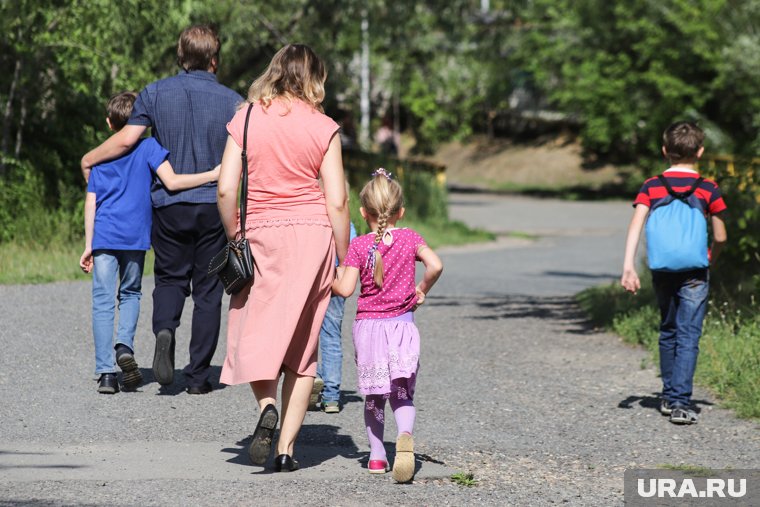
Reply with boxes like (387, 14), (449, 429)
(343, 149), (448, 224)
(0, 157), (83, 245)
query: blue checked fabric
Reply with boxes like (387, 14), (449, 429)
(128, 70), (243, 207)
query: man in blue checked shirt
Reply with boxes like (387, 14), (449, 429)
(81, 25), (242, 395)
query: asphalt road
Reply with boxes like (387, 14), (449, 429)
(0, 192), (757, 506)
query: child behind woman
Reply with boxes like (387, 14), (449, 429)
(332, 169), (443, 482)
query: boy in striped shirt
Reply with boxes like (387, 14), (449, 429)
(621, 121), (727, 425)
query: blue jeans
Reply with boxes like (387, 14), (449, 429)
(652, 268), (709, 407)
(317, 295), (346, 403)
(92, 250), (145, 375)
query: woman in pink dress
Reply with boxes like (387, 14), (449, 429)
(217, 44), (350, 472)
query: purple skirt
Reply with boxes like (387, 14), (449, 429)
(352, 312), (420, 395)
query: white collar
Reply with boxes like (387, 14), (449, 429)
(664, 167), (699, 174)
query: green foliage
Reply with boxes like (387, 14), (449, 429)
(0, 156), (82, 244)
(701, 158), (760, 299)
(657, 464), (715, 476)
(345, 150), (494, 249)
(0, 241), (155, 285)
(515, 0), (723, 159)
(343, 150), (449, 223)
(451, 472), (478, 487)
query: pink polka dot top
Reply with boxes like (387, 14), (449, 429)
(343, 228), (427, 319)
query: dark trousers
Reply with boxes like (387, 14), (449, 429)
(151, 203), (226, 387)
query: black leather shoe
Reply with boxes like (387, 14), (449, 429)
(153, 329), (175, 385)
(97, 373), (119, 394)
(186, 382), (213, 395)
(116, 348), (142, 391)
(274, 454), (299, 472)
(248, 404), (278, 466)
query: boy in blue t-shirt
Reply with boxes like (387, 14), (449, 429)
(79, 92), (220, 394)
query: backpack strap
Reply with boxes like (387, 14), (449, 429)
(656, 175), (704, 200)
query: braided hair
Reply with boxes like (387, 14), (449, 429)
(359, 170), (404, 288)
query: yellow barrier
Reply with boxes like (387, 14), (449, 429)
(702, 155), (760, 204)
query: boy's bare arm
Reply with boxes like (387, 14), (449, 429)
(79, 192), (96, 273)
(81, 125), (146, 182)
(709, 212), (728, 264)
(155, 160), (220, 192)
(621, 204), (649, 294)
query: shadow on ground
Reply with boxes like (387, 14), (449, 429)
(221, 424), (361, 473)
(618, 393), (714, 415)
(130, 365), (228, 396)
(427, 294), (596, 335)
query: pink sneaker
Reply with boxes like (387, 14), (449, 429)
(368, 459), (389, 474)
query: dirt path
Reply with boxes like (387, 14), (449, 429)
(0, 193), (757, 506)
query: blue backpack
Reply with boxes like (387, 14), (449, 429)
(645, 175), (709, 272)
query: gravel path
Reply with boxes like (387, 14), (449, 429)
(1, 192), (757, 506)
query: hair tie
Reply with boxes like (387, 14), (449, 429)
(371, 167), (392, 180)
(366, 243), (379, 270)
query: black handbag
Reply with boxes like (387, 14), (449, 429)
(208, 103), (255, 295)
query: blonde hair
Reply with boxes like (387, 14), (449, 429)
(247, 44), (326, 112)
(359, 172), (404, 288)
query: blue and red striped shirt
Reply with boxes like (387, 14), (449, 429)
(633, 168), (727, 215)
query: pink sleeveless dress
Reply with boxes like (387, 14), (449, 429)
(220, 98), (339, 384)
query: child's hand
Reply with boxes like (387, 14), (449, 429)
(621, 269), (640, 294)
(331, 266), (345, 294)
(80, 249), (93, 274)
(210, 164), (221, 181)
(413, 285), (426, 310)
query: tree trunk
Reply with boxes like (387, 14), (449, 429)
(1, 58), (23, 175)
(359, 9), (371, 149)
(14, 94), (27, 159)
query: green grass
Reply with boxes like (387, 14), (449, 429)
(657, 464), (715, 476)
(577, 277), (760, 418)
(451, 472), (478, 487)
(0, 219), (491, 285)
(0, 241), (154, 285)
(398, 218), (495, 249)
(348, 187), (496, 249)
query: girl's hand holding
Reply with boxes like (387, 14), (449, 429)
(331, 266), (346, 295)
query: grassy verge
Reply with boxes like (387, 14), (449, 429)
(389, 218), (495, 249)
(348, 187), (495, 249)
(0, 242), (155, 285)
(577, 277), (760, 418)
(0, 220), (491, 285)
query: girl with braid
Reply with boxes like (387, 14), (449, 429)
(333, 169), (443, 482)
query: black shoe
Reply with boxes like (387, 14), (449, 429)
(116, 346), (142, 391)
(97, 373), (119, 394)
(273, 454), (300, 472)
(186, 382), (213, 395)
(153, 329), (175, 385)
(660, 399), (673, 416)
(248, 404), (278, 466)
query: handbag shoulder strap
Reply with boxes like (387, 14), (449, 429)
(239, 103), (254, 237)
